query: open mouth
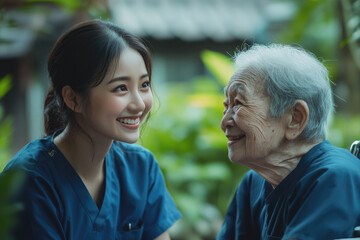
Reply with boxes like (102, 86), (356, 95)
(227, 135), (245, 141)
(117, 117), (140, 125)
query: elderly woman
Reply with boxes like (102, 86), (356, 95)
(217, 44), (360, 240)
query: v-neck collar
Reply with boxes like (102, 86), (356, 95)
(265, 140), (329, 202)
(48, 133), (113, 229)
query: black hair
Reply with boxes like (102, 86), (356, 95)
(44, 19), (152, 136)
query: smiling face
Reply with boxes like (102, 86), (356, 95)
(221, 73), (287, 165)
(76, 47), (153, 144)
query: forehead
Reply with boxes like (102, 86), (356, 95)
(225, 73), (264, 98)
(225, 81), (247, 96)
(102, 48), (147, 80)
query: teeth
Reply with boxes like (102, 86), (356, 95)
(118, 118), (140, 125)
(228, 135), (244, 141)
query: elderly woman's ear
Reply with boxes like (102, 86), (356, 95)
(285, 100), (309, 140)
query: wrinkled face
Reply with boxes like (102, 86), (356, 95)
(78, 47), (153, 144)
(220, 73), (287, 165)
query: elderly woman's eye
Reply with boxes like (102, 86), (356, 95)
(234, 99), (242, 106)
(223, 102), (229, 113)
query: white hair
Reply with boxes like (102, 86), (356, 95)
(233, 44), (334, 141)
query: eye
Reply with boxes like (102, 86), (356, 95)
(141, 80), (151, 89)
(114, 84), (127, 92)
(223, 101), (229, 114)
(234, 98), (242, 106)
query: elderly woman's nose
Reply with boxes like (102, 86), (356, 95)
(221, 111), (234, 130)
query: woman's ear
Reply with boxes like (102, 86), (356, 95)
(285, 100), (309, 140)
(62, 85), (82, 113)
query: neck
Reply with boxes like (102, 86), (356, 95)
(247, 140), (320, 188)
(54, 124), (112, 180)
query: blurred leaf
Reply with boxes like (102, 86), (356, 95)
(328, 114), (360, 149)
(0, 170), (25, 239)
(0, 75), (11, 99)
(87, 2), (110, 19)
(201, 50), (234, 87)
(187, 93), (224, 108)
(200, 162), (230, 181)
(192, 76), (221, 93)
(0, 116), (12, 172)
(278, 0), (323, 42)
(25, 0), (84, 11)
(140, 51), (245, 239)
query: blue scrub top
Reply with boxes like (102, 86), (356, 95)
(2, 134), (181, 240)
(217, 140), (360, 240)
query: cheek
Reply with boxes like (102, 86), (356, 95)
(235, 109), (268, 134)
(143, 92), (153, 112)
(91, 96), (124, 116)
(105, 98), (124, 111)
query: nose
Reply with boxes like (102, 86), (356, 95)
(128, 91), (146, 113)
(221, 108), (235, 132)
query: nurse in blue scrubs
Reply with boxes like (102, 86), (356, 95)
(217, 44), (360, 240)
(1, 19), (181, 239)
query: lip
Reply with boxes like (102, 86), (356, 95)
(226, 135), (245, 146)
(117, 116), (141, 130)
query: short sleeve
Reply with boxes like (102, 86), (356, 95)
(283, 167), (360, 240)
(141, 154), (181, 239)
(11, 171), (66, 240)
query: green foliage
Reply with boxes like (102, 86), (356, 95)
(276, 0), (339, 79)
(341, 0), (360, 69)
(0, 0), (110, 23)
(0, 75), (19, 240)
(200, 50), (235, 87)
(0, 75), (12, 171)
(139, 51), (247, 239)
(25, 0), (84, 12)
(0, 117), (12, 171)
(328, 114), (360, 149)
(0, 170), (25, 240)
(0, 76), (12, 170)
(0, 75), (11, 99)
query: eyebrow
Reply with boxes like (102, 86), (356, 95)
(107, 74), (149, 85)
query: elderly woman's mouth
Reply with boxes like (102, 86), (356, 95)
(227, 135), (245, 141)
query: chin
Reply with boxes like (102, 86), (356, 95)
(115, 135), (139, 144)
(228, 153), (237, 163)
(121, 138), (139, 144)
(228, 153), (244, 164)
(229, 158), (242, 164)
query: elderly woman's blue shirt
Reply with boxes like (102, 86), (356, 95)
(217, 140), (360, 240)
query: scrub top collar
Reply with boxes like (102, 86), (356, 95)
(48, 130), (116, 230)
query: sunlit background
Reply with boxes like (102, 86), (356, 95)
(1, 0), (360, 239)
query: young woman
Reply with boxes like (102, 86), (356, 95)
(2, 19), (181, 240)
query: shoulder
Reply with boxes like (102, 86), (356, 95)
(2, 137), (54, 175)
(109, 142), (158, 170)
(111, 142), (154, 159)
(294, 141), (360, 196)
(1, 138), (61, 207)
(117, 141), (153, 154)
(307, 140), (360, 177)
